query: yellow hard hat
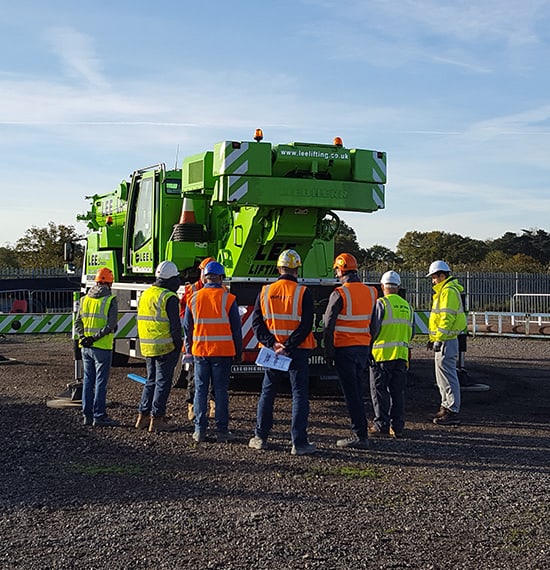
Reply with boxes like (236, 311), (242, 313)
(277, 249), (301, 269)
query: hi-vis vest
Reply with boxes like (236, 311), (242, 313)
(137, 286), (178, 357)
(428, 277), (467, 341)
(189, 288), (237, 357)
(372, 294), (413, 362)
(260, 280), (316, 349)
(334, 282), (377, 347)
(80, 295), (115, 350)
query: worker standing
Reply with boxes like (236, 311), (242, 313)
(369, 271), (414, 438)
(426, 260), (467, 426)
(174, 256), (217, 422)
(249, 249), (317, 456)
(136, 261), (183, 433)
(323, 253), (377, 449)
(75, 267), (119, 427)
(183, 261), (242, 443)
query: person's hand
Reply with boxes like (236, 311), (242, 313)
(273, 342), (288, 355)
(433, 341), (442, 352)
(80, 336), (94, 348)
(182, 353), (193, 365)
(426, 341), (434, 351)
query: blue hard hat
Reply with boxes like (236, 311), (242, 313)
(204, 261), (225, 276)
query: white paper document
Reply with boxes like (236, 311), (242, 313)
(255, 346), (292, 372)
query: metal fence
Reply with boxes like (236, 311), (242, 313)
(0, 289), (74, 313)
(362, 270), (550, 313)
(0, 267), (74, 279)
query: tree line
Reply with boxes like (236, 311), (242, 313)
(1, 221), (549, 273)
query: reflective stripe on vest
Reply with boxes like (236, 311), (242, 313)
(334, 282), (377, 347)
(260, 280), (315, 349)
(372, 294), (413, 362)
(80, 294), (115, 350)
(190, 288), (236, 357)
(137, 286), (177, 356)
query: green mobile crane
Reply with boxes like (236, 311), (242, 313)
(73, 130), (386, 372)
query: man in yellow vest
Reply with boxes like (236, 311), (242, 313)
(183, 261), (242, 443)
(369, 271), (414, 438)
(249, 249), (317, 456)
(427, 260), (467, 426)
(323, 253), (377, 449)
(75, 267), (119, 427)
(136, 261), (183, 433)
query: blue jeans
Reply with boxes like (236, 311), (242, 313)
(435, 338), (461, 413)
(139, 349), (179, 417)
(254, 348), (311, 447)
(334, 346), (369, 438)
(369, 358), (407, 433)
(193, 356), (232, 433)
(81, 347), (112, 420)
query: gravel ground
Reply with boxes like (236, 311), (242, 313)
(0, 335), (549, 569)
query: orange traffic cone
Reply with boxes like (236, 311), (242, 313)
(179, 197), (196, 224)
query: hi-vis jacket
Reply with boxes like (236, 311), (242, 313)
(371, 294), (414, 362)
(179, 280), (203, 317)
(188, 287), (238, 357)
(256, 277), (316, 350)
(137, 285), (179, 357)
(79, 294), (116, 350)
(428, 276), (467, 342)
(332, 282), (377, 348)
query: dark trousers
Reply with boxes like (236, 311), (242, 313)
(334, 346), (369, 438)
(369, 358), (407, 433)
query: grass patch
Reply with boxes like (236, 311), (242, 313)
(308, 464), (382, 480)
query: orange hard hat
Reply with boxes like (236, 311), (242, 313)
(95, 267), (114, 284)
(199, 257), (216, 270)
(333, 253), (358, 271)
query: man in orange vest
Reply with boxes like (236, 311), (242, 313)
(248, 249), (317, 456)
(174, 256), (217, 421)
(323, 253), (377, 449)
(183, 261), (242, 443)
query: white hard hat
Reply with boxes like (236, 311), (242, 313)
(381, 270), (401, 286)
(155, 260), (179, 279)
(277, 249), (301, 269)
(426, 260), (451, 277)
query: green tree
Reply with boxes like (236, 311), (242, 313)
(488, 228), (550, 265)
(0, 246), (20, 268)
(365, 244), (402, 266)
(334, 220), (367, 266)
(396, 231), (488, 269)
(16, 222), (83, 268)
(479, 251), (543, 272)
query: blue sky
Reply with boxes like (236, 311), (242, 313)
(1, 0), (549, 252)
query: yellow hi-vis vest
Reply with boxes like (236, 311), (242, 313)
(371, 294), (413, 362)
(334, 282), (377, 347)
(137, 285), (178, 357)
(80, 294), (115, 350)
(428, 277), (467, 342)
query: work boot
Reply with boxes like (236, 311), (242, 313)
(216, 431), (235, 443)
(192, 430), (206, 443)
(291, 441), (317, 456)
(433, 409), (460, 426)
(336, 435), (369, 449)
(135, 413), (150, 430)
(248, 435), (268, 450)
(368, 426), (390, 438)
(187, 403), (195, 421)
(149, 416), (178, 433)
(93, 415), (120, 427)
(389, 426), (404, 439)
(208, 399), (216, 419)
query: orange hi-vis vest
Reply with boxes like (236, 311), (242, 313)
(189, 287), (237, 357)
(260, 279), (316, 349)
(334, 282), (377, 347)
